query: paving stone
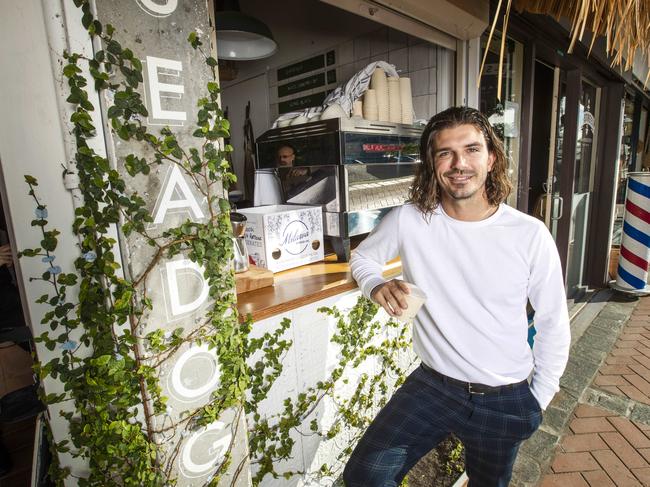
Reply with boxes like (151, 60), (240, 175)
(560, 433), (608, 452)
(591, 450), (641, 486)
(574, 404), (613, 418)
(576, 332), (616, 354)
(541, 405), (573, 436)
(638, 448), (650, 463)
(624, 374), (650, 396)
(599, 431), (648, 468)
(600, 364), (635, 375)
(582, 469), (616, 486)
(632, 466), (650, 484)
(627, 362), (650, 381)
(539, 472), (589, 487)
(560, 369), (591, 396)
(520, 428), (558, 459)
(547, 389), (579, 413)
(582, 388), (632, 416)
(570, 417), (616, 434)
(594, 374), (629, 386)
(607, 356), (641, 365)
(618, 384), (650, 403)
(608, 416), (650, 448)
(552, 452), (600, 473)
(633, 354), (650, 369)
(511, 452), (541, 484)
(610, 347), (639, 356)
(634, 418), (650, 431)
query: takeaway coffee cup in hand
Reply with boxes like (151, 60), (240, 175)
(397, 282), (427, 321)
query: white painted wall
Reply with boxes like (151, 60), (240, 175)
(248, 286), (417, 486)
(0, 0), (100, 480)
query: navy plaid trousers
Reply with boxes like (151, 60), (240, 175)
(343, 364), (542, 487)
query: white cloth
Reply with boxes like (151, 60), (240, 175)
(350, 203), (571, 410)
(272, 61), (399, 128)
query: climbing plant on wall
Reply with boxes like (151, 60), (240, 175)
(20, 1), (415, 486)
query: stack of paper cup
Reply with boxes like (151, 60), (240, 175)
(387, 77), (402, 123)
(363, 89), (379, 121)
(399, 77), (414, 125)
(370, 68), (389, 122)
(352, 99), (363, 118)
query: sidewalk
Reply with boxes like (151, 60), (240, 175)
(511, 291), (650, 486)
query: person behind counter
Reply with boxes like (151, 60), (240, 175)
(344, 106), (570, 487)
(276, 143), (296, 167)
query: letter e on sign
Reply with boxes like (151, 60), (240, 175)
(146, 56), (187, 122)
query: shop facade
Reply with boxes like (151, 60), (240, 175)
(478, 9), (650, 301)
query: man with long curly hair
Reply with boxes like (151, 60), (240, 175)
(345, 106), (570, 487)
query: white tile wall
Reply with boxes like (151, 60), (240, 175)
(410, 69), (429, 97)
(270, 26), (451, 123)
(369, 27), (389, 57)
(388, 47), (409, 74)
(353, 36), (370, 60)
(412, 95), (430, 121)
(408, 43), (429, 72)
(429, 67), (437, 94)
(339, 63), (356, 85)
(338, 40), (354, 66)
(388, 29), (408, 52)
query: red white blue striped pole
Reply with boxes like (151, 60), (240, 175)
(611, 172), (650, 295)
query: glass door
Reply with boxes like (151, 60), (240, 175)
(547, 74), (566, 240)
(565, 79), (600, 297)
(480, 31), (524, 208)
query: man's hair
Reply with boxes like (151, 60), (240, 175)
(277, 143), (296, 155)
(409, 106), (512, 216)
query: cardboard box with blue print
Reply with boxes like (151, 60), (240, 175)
(239, 205), (324, 273)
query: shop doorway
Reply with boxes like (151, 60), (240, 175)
(529, 61), (601, 298)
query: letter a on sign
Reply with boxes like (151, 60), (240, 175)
(152, 165), (204, 225)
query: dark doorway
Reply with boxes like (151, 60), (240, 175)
(527, 61), (555, 218)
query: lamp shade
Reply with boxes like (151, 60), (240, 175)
(215, 11), (277, 61)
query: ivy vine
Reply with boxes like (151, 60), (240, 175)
(19, 1), (415, 486)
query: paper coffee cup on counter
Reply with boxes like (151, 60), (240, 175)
(396, 282), (427, 322)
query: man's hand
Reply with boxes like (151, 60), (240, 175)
(371, 279), (410, 317)
(0, 244), (13, 267)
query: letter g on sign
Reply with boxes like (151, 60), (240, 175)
(135, 0), (178, 17)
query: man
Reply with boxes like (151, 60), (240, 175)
(344, 107), (570, 487)
(276, 144), (296, 167)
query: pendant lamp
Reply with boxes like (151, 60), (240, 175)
(214, 0), (277, 61)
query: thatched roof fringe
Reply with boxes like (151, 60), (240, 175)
(481, 0), (650, 99)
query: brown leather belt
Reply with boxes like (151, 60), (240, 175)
(420, 363), (528, 395)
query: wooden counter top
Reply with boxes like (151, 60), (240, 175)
(236, 254), (401, 322)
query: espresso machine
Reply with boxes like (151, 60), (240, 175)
(230, 212), (249, 273)
(255, 117), (422, 261)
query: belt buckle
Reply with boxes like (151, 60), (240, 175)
(467, 383), (485, 395)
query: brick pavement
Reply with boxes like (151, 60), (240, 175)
(538, 296), (650, 486)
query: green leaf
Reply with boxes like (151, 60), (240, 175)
(24, 175), (38, 186)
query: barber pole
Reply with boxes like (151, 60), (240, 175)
(610, 173), (650, 295)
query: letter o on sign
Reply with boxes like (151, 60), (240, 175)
(135, 0), (178, 17)
(168, 344), (221, 402)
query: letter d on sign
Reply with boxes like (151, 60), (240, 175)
(166, 259), (210, 316)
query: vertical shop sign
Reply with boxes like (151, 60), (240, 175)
(93, 1), (247, 485)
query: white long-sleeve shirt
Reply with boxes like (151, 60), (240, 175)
(351, 203), (570, 410)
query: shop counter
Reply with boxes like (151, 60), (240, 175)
(235, 254), (401, 322)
